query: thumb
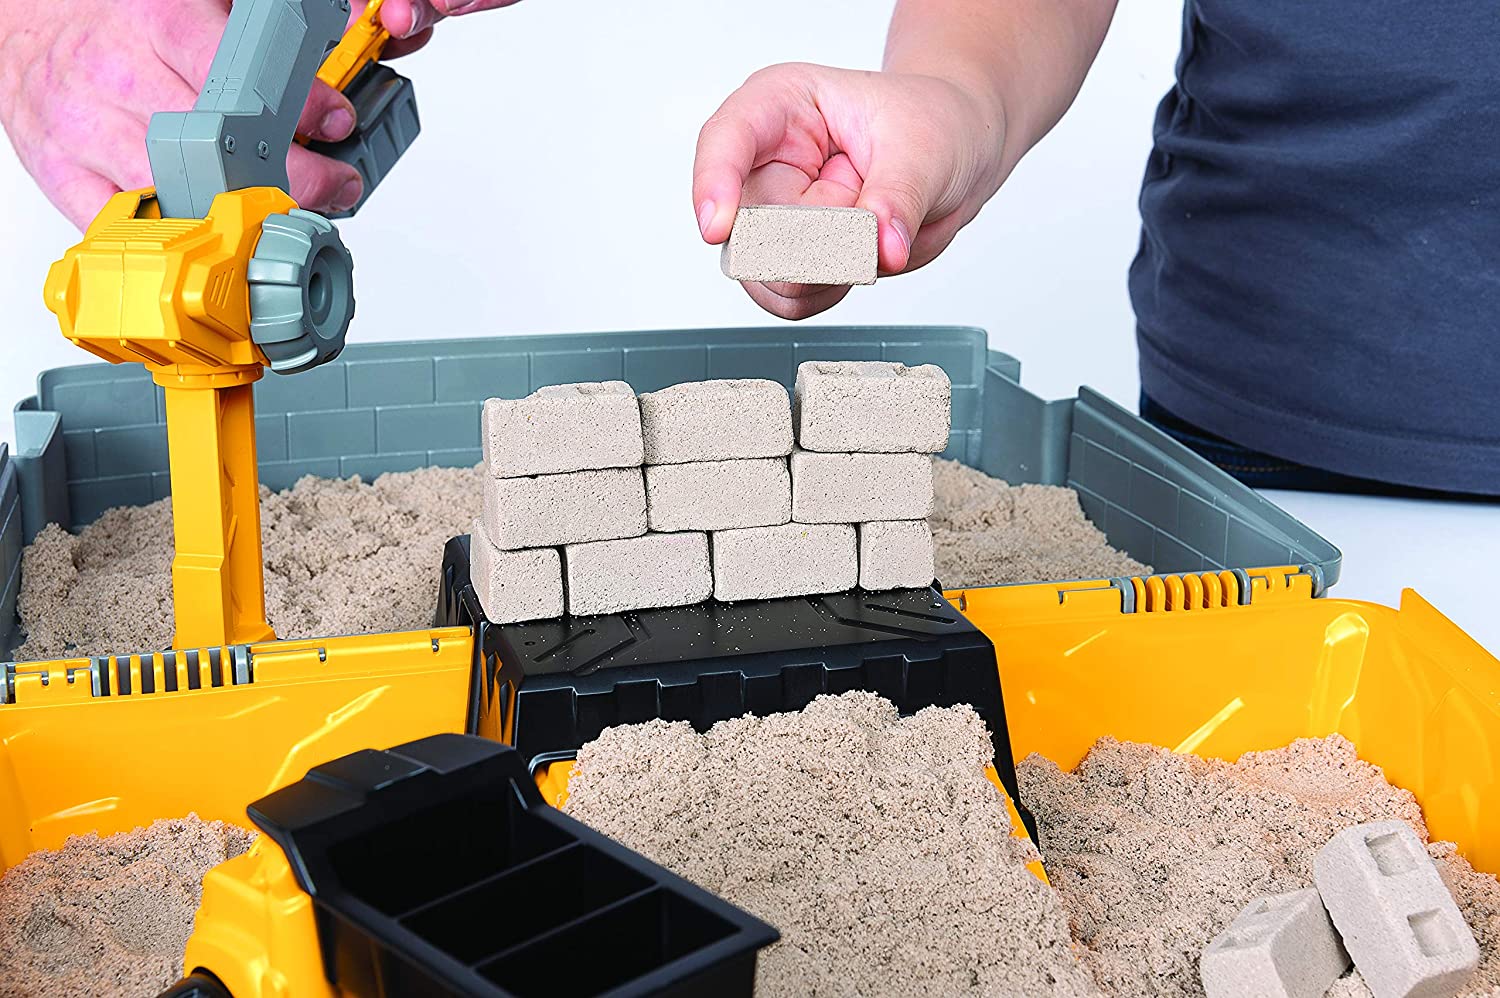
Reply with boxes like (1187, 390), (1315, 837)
(854, 158), (939, 275)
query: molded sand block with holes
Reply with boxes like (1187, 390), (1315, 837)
(481, 467), (646, 550)
(793, 361), (952, 453)
(645, 458), (791, 532)
(638, 379), (793, 464)
(482, 381), (643, 477)
(563, 532), (712, 616)
(720, 205), (878, 285)
(1313, 821), (1479, 998)
(1199, 889), (1351, 998)
(468, 519), (564, 624)
(858, 520), (936, 591)
(712, 523), (857, 601)
(790, 449), (934, 523)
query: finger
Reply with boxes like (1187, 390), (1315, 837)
(431, 0), (524, 15)
(76, 108), (155, 192)
(147, 0), (230, 90)
(287, 143), (363, 214)
(382, 27), (435, 59)
(296, 79), (356, 142)
(742, 280), (851, 321)
(376, 0), (443, 38)
(852, 145), (946, 274)
(903, 210), (969, 274)
(48, 169), (121, 231)
(693, 71), (807, 244)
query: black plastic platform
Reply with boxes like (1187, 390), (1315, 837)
(244, 734), (777, 998)
(437, 535), (1032, 835)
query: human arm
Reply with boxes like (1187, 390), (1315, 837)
(692, 0), (1117, 318)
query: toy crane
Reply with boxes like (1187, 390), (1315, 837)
(42, 0), (416, 650)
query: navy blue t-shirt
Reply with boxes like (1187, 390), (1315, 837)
(1130, 1), (1500, 493)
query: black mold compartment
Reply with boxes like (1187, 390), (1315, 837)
(247, 733), (778, 998)
(437, 534), (1034, 836)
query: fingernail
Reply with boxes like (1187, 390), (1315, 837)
(403, 2), (433, 35)
(334, 179), (362, 211)
(891, 217), (911, 256)
(321, 108), (354, 140)
(697, 199), (716, 239)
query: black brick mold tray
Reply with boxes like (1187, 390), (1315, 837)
(245, 733), (778, 998)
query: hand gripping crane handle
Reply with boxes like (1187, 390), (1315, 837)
(146, 0), (350, 219)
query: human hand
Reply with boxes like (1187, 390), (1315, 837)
(693, 63), (1008, 319)
(0, 0), (515, 229)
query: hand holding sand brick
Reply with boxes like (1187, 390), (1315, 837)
(720, 205), (878, 286)
(794, 361), (952, 453)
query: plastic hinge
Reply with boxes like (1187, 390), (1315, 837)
(0, 646), (254, 704)
(1108, 565), (1319, 614)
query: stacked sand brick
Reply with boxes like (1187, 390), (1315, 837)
(471, 362), (951, 624)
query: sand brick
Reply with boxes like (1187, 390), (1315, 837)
(712, 523), (856, 601)
(564, 532), (711, 616)
(790, 449), (934, 523)
(482, 381), (643, 477)
(1314, 821), (1479, 998)
(469, 519), (564, 623)
(481, 467), (646, 550)
(639, 379), (793, 464)
(1199, 889), (1350, 998)
(720, 205), (878, 285)
(858, 520), (936, 591)
(794, 361), (951, 453)
(645, 458), (790, 532)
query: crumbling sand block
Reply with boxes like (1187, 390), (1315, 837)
(482, 381), (644, 477)
(468, 519), (563, 623)
(645, 458), (790, 532)
(794, 361), (952, 453)
(720, 205), (878, 285)
(564, 532), (711, 616)
(858, 520), (936, 591)
(712, 523), (856, 601)
(481, 467), (646, 550)
(790, 449), (934, 523)
(1199, 889), (1351, 998)
(639, 379), (793, 464)
(1314, 821), (1479, 998)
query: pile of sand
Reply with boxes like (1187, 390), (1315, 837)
(12, 461), (1141, 660)
(564, 691), (1099, 997)
(14, 466), (478, 660)
(931, 459), (1149, 587)
(0, 815), (254, 998)
(1020, 736), (1500, 997)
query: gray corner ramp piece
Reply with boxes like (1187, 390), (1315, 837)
(1200, 888), (1350, 998)
(2, 325), (1343, 659)
(147, 0), (349, 218)
(1314, 821), (1479, 998)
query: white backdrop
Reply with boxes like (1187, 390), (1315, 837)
(4, 1), (1497, 653)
